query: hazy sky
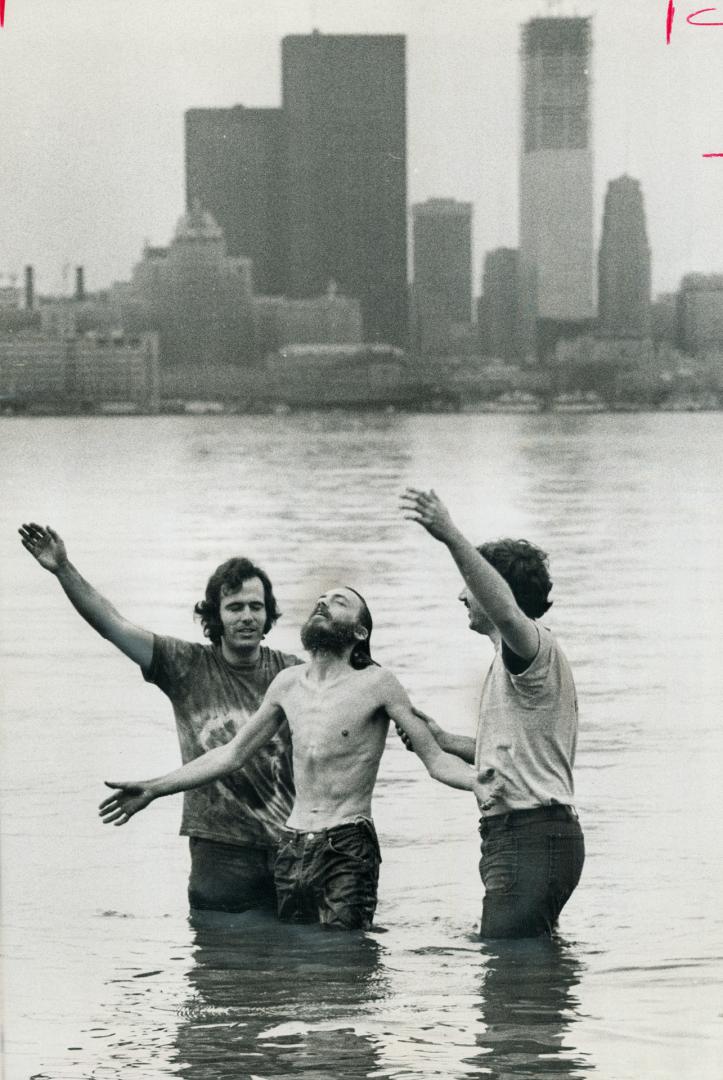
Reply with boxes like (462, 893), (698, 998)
(1, 0), (722, 297)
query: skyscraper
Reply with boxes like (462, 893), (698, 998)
(412, 198), (472, 354)
(519, 17), (594, 356)
(598, 175), (651, 339)
(282, 32), (407, 346)
(185, 106), (287, 295)
(478, 248), (522, 360)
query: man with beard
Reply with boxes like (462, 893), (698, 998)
(100, 586), (494, 931)
(19, 522), (301, 914)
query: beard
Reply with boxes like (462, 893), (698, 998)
(300, 614), (359, 654)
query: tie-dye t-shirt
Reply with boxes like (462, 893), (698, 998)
(143, 636), (303, 849)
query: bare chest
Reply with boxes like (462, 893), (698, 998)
(281, 672), (386, 761)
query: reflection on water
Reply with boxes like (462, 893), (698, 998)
(171, 919), (593, 1080)
(470, 937), (593, 1079)
(174, 913), (387, 1080)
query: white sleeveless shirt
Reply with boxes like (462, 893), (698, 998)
(475, 623), (578, 816)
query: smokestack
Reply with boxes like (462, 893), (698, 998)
(24, 265), (35, 311)
(75, 266), (85, 301)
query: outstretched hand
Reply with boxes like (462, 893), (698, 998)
(473, 767), (505, 813)
(19, 523), (68, 573)
(99, 781), (156, 826)
(400, 489), (456, 542)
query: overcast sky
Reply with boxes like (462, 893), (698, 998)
(1, 0), (721, 297)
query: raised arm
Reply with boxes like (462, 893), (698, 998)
(400, 489), (539, 660)
(381, 673), (500, 810)
(19, 523), (154, 669)
(99, 683), (288, 825)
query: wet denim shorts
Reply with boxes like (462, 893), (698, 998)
(273, 818), (381, 930)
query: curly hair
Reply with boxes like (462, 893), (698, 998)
(476, 539), (553, 618)
(194, 557), (280, 645)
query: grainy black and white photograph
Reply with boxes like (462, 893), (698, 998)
(1, 1), (722, 1078)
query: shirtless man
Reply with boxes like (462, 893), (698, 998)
(100, 586), (493, 930)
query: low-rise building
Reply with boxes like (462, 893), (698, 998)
(252, 283), (362, 358)
(265, 343), (410, 407)
(0, 332), (160, 412)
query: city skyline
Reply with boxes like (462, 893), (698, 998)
(1, 0), (722, 299)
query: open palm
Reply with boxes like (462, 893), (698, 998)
(99, 782), (155, 825)
(19, 523), (68, 573)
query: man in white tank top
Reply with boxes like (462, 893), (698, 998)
(401, 488), (584, 938)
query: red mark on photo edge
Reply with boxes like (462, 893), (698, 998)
(687, 7), (723, 24)
(667, 0), (676, 41)
(702, 152), (723, 156)
(0, 0), (5, 29)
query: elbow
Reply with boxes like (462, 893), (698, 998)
(425, 750), (445, 782)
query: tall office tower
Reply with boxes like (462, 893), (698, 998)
(519, 17), (594, 356)
(478, 248), (522, 360)
(598, 176), (652, 339)
(412, 198), (472, 354)
(282, 32), (407, 346)
(185, 106), (287, 295)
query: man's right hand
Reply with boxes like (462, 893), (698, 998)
(99, 781), (157, 826)
(19, 523), (68, 574)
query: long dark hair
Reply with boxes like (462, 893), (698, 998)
(194, 557), (280, 645)
(344, 586), (379, 669)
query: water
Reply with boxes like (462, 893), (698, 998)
(1, 412), (721, 1080)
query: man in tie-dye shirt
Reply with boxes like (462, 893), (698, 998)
(19, 522), (301, 913)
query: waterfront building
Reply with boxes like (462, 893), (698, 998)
(252, 282), (362, 357)
(598, 176), (652, 339)
(282, 31), (407, 346)
(518, 17), (595, 357)
(0, 269), (40, 335)
(265, 343), (409, 407)
(40, 301), (77, 339)
(677, 274), (723, 355)
(0, 332), (160, 412)
(0, 275), (21, 310)
(185, 106), (287, 295)
(412, 198), (473, 355)
(128, 205), (255, 368)
(478, 248), (522, 360)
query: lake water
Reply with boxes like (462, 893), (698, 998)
(1, 412), (721, 1080)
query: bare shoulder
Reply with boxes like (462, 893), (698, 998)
(268, 662), (306, 697)
(372, 666), (409, 705)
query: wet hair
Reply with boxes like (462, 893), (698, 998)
(476, 539), (553, 619)
(344, 586), (379, 669)
(194, 557), (280, 645)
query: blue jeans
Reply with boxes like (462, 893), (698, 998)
(479, 806), (585, 939)
(274, 819), (381, 930)
(188, 837), (277, 913)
